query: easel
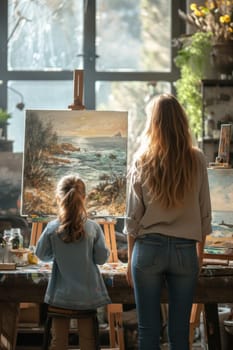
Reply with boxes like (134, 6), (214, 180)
(97, 220), (125, 350)
(209, 123), (232, 169)
(68, 69), (85, 110)
(29, 71), (125, 350)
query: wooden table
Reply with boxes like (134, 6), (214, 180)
(0, 264), (233, 350)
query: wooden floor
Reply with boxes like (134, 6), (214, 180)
(15, 328), (207, 350)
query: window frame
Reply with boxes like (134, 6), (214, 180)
(0, 0), (186, 110)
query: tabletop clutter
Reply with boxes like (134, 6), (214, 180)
(0, 228), (38, 268)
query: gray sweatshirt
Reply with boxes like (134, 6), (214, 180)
(124, 148), (212, 242)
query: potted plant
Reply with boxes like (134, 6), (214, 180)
(0, 108), (11, 123)
(0, 109), (11, 139)
(178, 1), (233, 75)
(174, 31), (212, 139)
(174, 0), (233, 139)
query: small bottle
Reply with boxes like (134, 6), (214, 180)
(204, 112), (215, 138)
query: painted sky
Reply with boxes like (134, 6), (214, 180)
(208, 169), (233, 212)
(33, 110), (128, 138)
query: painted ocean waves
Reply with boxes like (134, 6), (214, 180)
(22, 110), (128, 217)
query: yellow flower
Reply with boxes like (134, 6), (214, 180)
(190, 3), (197, 11)
(180, 0), (233, 43)
(220, 15), (231, 23)
(224, 15), (231, 23)
(207, 1), (216, 10)
(194, 9), (204, 17)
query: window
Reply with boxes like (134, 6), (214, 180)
(96, 0), (171, 72)
(8, 0), (83, 71)
(0, 0), (185, 214)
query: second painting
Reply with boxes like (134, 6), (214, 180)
(22, 109), (128, 217)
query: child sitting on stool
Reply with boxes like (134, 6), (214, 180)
(36, 174), (111, 350)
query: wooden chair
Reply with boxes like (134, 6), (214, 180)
(97, 220), (125, 350)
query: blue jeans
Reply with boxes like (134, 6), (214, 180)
(131, 233), (199, 350)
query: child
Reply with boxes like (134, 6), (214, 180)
(35, 174), (111, 350)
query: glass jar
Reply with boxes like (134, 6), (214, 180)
(10, 228), (23, 249)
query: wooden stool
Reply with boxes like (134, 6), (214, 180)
(42, 306), (100, 350)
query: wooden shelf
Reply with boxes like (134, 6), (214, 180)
(202, 138), (233, 144)
(202, 79), (233, 87)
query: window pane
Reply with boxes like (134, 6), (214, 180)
(7, 81), (73, 152)
(96, 0), (171, 72)
(8, 0), (83, 70)
(95, 81), (171, 161)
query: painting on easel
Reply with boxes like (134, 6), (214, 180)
(207, 168), (233, 248)
(21, 110), (128, 217)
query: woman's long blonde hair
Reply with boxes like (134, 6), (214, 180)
(56, 175), (87, 243)
(134, 93), (197, 208)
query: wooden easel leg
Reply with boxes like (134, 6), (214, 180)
(68, 70), (85, 110)
(107, 304), (125, 350)
(204, 303), (221, 350)
(189, 303), (204, 348)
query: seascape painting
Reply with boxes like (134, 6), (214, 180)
(21, 110), (128, 217)
(206, 168), (233, 249)
(208, 168), (233, 226)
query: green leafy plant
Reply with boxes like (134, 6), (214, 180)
(174, 31), (212, 138)
(0, 108), (11, 123)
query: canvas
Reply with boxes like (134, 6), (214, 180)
(21, 110), (128, 217)
(208, 168), (233, 225)
(0, 152), (22, 215)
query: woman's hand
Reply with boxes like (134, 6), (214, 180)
(126, 260), (134, 288)
(127, 234), (135, 288)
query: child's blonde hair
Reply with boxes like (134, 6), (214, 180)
(56, 174), (87, 243)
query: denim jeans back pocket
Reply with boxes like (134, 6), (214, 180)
(133, 238), (164, 273)
(174, 241), (199, 275)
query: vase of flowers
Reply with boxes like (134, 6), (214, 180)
(179, 0), (233, 76)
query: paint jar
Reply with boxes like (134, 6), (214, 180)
(10, 228), (23, 249)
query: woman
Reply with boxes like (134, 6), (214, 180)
(124, 94), (212, 350)
(35, 174), (111, 350)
